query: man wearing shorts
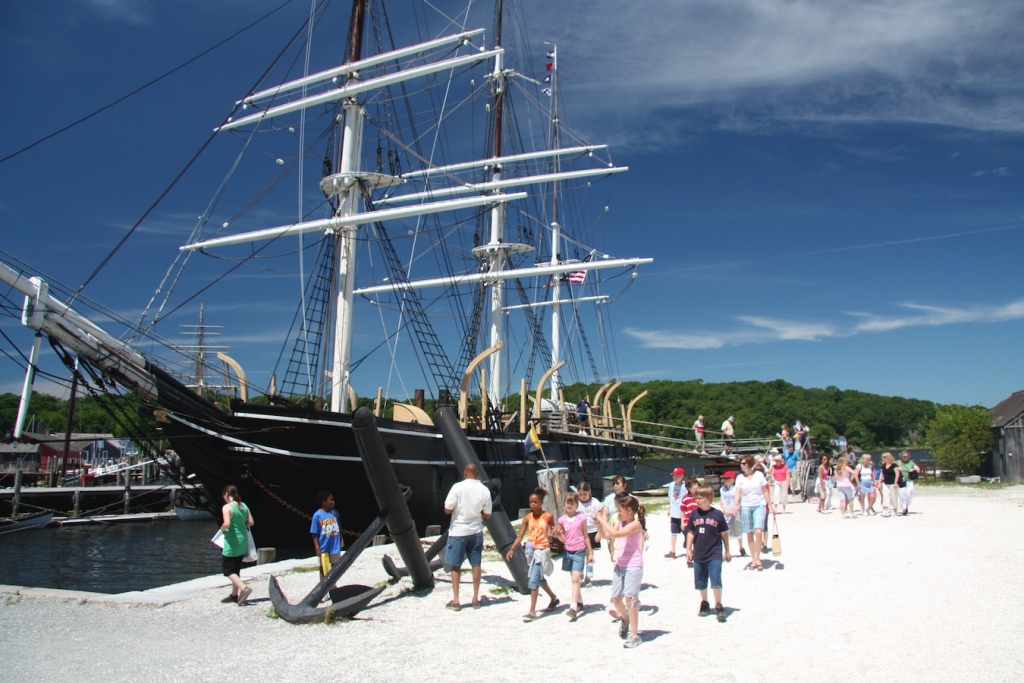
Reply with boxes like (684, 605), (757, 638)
(443, 463), (492, 610)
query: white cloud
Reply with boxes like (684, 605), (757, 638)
(80, 0), (153, 25)
(625, 315), (838, 349)
(627, 298), (1024, 349)
(526, 0), (1024, 141)
(851, 300), (1024, 332)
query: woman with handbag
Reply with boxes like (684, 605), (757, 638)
(220, 484), (255, 605)
(733, 455), (774, 571)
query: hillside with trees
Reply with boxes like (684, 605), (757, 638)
(562, 379), (939, 450)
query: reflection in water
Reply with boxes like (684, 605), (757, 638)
(1, 520), (224, 594)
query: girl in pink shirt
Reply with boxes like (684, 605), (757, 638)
(770, 454), (790, 513)
(554, 492), (593, 621)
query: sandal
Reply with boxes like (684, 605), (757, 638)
(445, 601), (461, 612)
(545, 597), (560, 611)
(522, 612), (539, 622)
(755, 564), (764, 571)
(664, 551), (676, 558)
(744, 562), (754, 571)
(471, 599), (482, 610)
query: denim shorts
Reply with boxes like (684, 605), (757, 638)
(528, 559), (548, 590)
(610, 565), (642, 599)
(561, 549), (586, 573)
(693, 559), (722, 590)
(444, 532), (483, 568)
(740, 505), (766, 534)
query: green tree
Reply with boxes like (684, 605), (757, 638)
(925, 405), (993, 474)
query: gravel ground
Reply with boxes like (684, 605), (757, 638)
(2, 485), (1022, 682)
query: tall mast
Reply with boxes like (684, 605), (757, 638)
(546, 44), (563, 399)
(485, 0), (507, 404)
(330, 0), (368, 413)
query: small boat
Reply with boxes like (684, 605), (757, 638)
(0, 510), (54, 535)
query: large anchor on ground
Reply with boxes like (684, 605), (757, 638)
(268, 407), (434, 624)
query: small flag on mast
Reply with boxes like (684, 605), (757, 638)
(523, 424), (542, 454)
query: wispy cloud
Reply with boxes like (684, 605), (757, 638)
(81, 0), (153, 25)
(851, 300), (1024, 332)
(626, 298), (1024, 349)
(529, 0), (1024, 141)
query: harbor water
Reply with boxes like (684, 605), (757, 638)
(0, 519), (225, 593)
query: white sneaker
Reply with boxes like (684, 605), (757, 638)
(623, 634), (641, 649)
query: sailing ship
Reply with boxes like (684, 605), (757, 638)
(0, 0), (652, 549)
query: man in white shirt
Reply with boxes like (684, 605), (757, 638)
(721, 416), (735, 454)
(443, 463), (492, 610)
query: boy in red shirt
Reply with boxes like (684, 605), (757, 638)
(679, 476), (699, 567)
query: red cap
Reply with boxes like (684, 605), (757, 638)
(722, 470), (736, 479)
(672, 467), (685, 476)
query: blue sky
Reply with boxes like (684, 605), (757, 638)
(1, 0), (1022, 410)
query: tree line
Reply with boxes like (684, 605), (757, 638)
(562, 379), (939, 450)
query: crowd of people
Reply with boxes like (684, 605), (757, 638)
(814, 449), (922, 517)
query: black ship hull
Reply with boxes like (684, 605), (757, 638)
(156, 394), (634, 551)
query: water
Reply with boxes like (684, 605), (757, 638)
(0, 520), (227, 593)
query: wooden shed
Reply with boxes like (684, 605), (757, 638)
(988, 390), (1024, 483)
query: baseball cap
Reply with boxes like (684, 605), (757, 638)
(722, 470), (736, 479)
(672, 467), (685, 476)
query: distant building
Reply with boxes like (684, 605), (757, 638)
(989, 391), (1024, 483)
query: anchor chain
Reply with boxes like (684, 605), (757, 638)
(248, 473), (362, 537)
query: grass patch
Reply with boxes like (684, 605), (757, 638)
(482, 550), (503, 563)
(266, 606), (279, 619)
(489, 582), (519, 596)
(290, 565), (319, 573)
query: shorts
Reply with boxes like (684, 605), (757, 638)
(222, 553), (244, 577)
(610, 565), (643, 599)
(528, 559), (548, 590)
(740, 505), (766, 534)
(587, 530), (601, 550)
(693, 559), (723, 590)
(444, 532), (484, 569)
(836, 486), (854, 502)
(561, 549), (586, 573)
(670, 517), (683, 535)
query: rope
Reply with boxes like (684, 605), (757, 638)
(248, 472), (361, 537)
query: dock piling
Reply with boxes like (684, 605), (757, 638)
(13, 469), (23, 516)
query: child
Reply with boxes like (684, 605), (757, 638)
(666, 467), (686, 558)
(576, 482), (603, 586)
(310, 490), (344, 578)
(679, 476), (699, 567)
(554, 492), (593, 621)
(718, 471), (746, 557)
(507, 487), (559, 622)
(684, 485), (731, 622)
(594, 494), (646, 649)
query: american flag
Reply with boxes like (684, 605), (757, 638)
(563, 269), (586, 284)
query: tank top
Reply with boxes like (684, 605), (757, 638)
(771, 463), (789, 482)
(526, 512), (552, 550)
(615, 521), (643, 568)
(882, 463), (897, 485)
(836, 467), (853, 488)
(557, 513), (587, 552)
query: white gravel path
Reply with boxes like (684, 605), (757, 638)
(2, 485), (1022, 682)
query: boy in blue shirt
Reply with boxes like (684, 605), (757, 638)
(684, 485), (732, 622)
(310, 490), (344, 577)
